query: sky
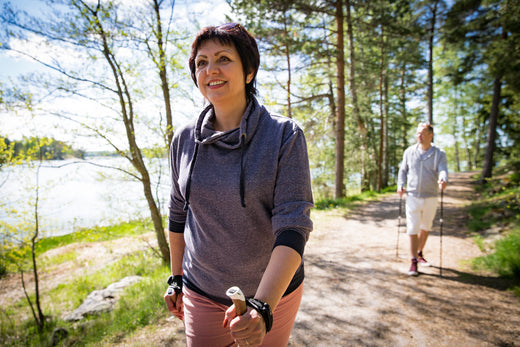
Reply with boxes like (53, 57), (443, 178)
(0, 0), (234, 151)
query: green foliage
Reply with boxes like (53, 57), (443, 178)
(468, 171), (520, 291)
(0, 136), (82, 161)
(467, 174), (520, 232)
(314, 186), (395, 210)
(0, 136), (18, 168)
(472, 228), (520, 281)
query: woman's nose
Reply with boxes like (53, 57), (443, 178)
(207, 60), (219, 74)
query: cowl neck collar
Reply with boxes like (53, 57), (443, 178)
(184, 97), (265, 210)
(194, 97), (262, 149)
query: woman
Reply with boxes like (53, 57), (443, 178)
(164, 23), (313, 347)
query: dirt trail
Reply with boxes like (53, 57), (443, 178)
(290, 171), (520, 346)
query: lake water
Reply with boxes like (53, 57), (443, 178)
(0, 157), (171, 237)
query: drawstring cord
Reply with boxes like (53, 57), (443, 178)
(183, 142), (200, 211)
(239, 133), (247, 208)
(183, 133), (247, 211)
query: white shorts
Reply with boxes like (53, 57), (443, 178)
(405, 195), (438, 235)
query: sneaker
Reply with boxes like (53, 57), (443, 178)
(408, 258), (419, 276)
(417, 251), (431, 267)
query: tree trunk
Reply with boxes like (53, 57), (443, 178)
(377, 24), (385, 191)
(480, 76), (502, 183)
(474, 123), (481, 171)
(283, 10), (292, 119)
(399, 59), (408, 150)
(427, 0), (438, 125)
(383, 59), (389, 188)
(153, 0), (174, 147)
(453, 90), (461, 172)
(90, 5), (170, 264)
(334, 0), (346, 199)
(346, 0), (368, 191)
(141, 170), (170, 263)
(31, 156), (45, 331)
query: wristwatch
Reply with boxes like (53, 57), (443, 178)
(246, 298), (273, 332)
(166, 275), (183, 295)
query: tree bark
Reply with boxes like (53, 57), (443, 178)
(346, 0), (368, 191)
(378, 24), (385, 191)
(334, 0), (346, 199)
(152, 0), (174, 147)
(282, 9), (292, 119)
(480, 76), (502, 182)
(427, 0), (438, 125)
(89, 4), (170, 264)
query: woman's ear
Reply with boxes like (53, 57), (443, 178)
(246, 70), (255, 84)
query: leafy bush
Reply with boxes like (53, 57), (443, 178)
(472, 228), (520, 281)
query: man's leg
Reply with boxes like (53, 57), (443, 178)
(418, 229), (429, 253)
(409, 234), (419, 259)
(406, 195), (421, 276)
(417, 197), (438, 266)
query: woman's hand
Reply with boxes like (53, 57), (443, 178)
(164, 290), (184, 321)
(223, 305), (266, 346)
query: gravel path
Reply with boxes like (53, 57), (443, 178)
(290, 171), (519, 346)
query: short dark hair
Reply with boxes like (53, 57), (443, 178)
(418, 122), (434, 134)
(188, 23), (260, 100)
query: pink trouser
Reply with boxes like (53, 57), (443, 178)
(183, 283), (304, 347)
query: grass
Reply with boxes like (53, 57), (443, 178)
(36, 219), (153, 254)
(471, 228), (520, 279)
(468, 172), (520, 291)
(314, 185), (396, 210)
(0, 218), (171, 347)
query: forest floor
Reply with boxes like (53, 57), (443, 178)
(2, 171), (519, 346)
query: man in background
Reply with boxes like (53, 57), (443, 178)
(398, 123), (448, 276)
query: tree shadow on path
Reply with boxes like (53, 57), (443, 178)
(291, 172), (520, 346)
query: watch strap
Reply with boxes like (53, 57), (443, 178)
(166, 275), (183, 294)
(246, 298), (273, 332)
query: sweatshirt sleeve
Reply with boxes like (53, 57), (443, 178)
(168, 131), (188, 232)
(397, 148), (409, 189)
(438, 149), (449, 183)
(271, 125), (314, 253)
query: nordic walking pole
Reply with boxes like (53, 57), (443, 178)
(226, 286), (247, 316)
(222, 286), (247, 330)
(440, 189), (444, 277)
(396, 195), (402, 258)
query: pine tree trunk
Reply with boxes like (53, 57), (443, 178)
(334, 0), (346, 199)
(481, 76), (502, 182)
(427, 0), (438, 125)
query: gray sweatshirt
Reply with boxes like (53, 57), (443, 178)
(168, 97), (313, 304)
(398, 143), (448, 198)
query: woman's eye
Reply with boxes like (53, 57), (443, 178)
(219, 56), (230, 62)
(196, 60), (207, 68)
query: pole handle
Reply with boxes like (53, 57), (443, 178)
(226, 286), (247, 315)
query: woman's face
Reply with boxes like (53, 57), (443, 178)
(194, 39), (253, 107)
